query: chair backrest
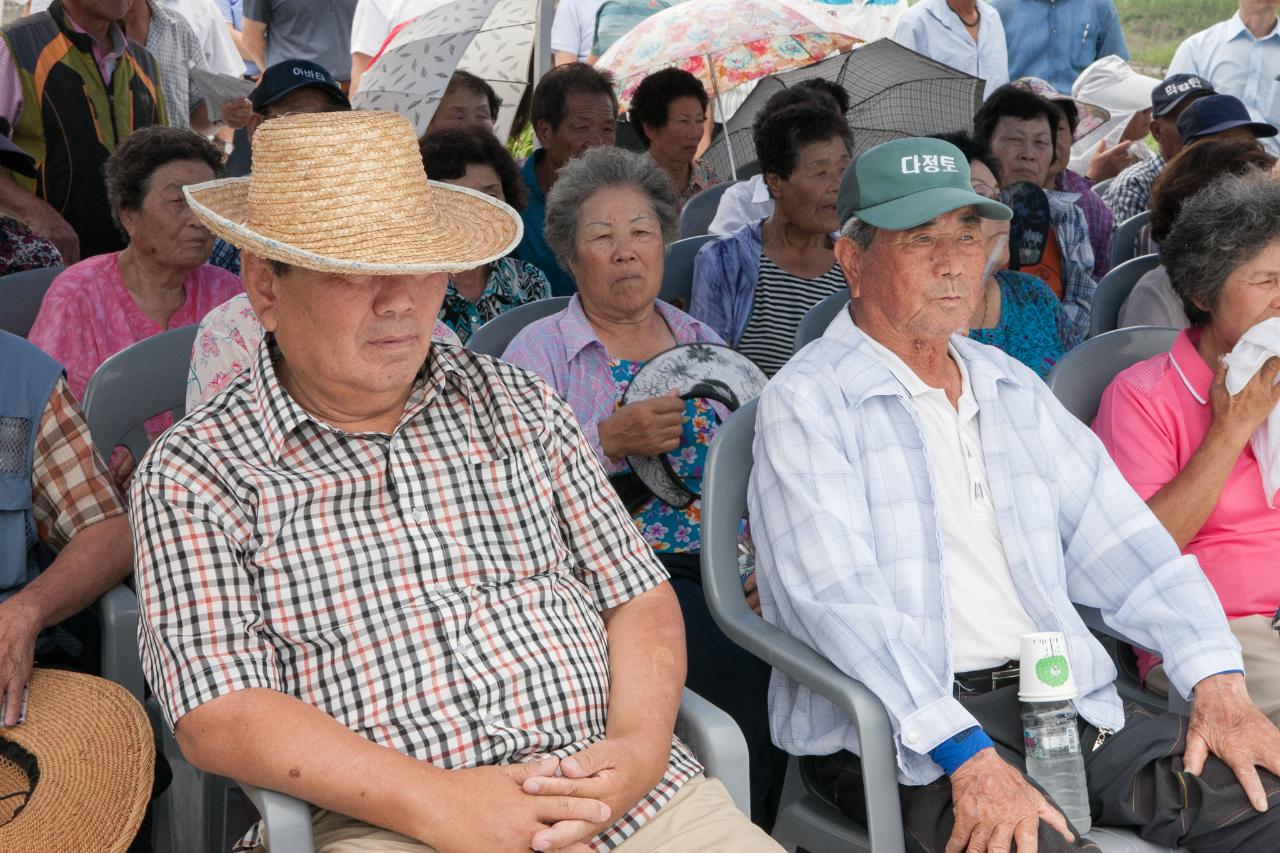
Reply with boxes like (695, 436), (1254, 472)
(660, 234), (715, 309)
(1088, 253), (1160, 338)
(792, 291), (849, 354)
(701, 400), (908, 851)
(679, 181), (738, 239)
(1091, 177), (1114, 198)
(1110, 210), (1152, 269)
(1046, 326), (1180, 424)
(464, 296), (571, 357)
(0, 264), (64, 337)
(83, 324), (199, 465)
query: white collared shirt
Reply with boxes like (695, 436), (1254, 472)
(708, 174), (773, 236)
(1170, 11), (1280, 155)
(892, 0), (1009, 98)
(858, 326), (1036, 671)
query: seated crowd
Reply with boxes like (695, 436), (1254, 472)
(4, 1), (1280, 851)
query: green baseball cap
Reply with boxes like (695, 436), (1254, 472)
(837, 138), (1012, 230)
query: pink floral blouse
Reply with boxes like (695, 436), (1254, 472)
(28, 252), (244, 436)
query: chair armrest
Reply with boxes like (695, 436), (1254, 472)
(1075, 605), (1190, 715)
(238, 782), (316, 853)
(675, 686), (752, 818)
(708, 605), (906, 852)
(97, 583), (145, 702)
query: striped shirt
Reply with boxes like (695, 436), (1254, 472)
(736, 254), (845, 377)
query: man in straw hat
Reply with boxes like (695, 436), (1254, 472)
(133, 109), (778, 852)
(749, 137), (1280, 853)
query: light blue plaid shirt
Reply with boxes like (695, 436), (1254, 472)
(1047, 190), (1096, 350)
(748, 309), (1243, 786)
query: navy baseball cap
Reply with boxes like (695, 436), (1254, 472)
(1177, 94), (1278, 144)
(250, 60), (350, 114)
(1151, 73), (1213, 117)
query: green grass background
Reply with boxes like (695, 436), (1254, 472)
(1115, 0), (1238, 73)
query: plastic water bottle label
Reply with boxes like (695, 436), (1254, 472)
(1023, 723), (1081, 760)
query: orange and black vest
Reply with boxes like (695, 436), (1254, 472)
(0, 1), (167, 258)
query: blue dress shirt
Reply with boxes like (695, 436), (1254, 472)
(989, 0), (1128, 93)
(1169, 12), (1280, 156)
(892, 0), (1009, 98)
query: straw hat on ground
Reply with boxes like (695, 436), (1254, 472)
(184, 110), (523, 275)
(0, 668), (154, 853)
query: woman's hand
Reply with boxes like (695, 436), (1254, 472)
(1207, 356), (1280, 450)
(598, 395), (685, 460)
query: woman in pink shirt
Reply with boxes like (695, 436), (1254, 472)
(1095, 172), (1280, 726)
(29, 126), (243, 429)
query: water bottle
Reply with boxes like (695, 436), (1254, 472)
(1021, 699), (1092, 836)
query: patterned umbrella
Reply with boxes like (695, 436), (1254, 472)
(352, 0), (536, 141)
(598, 0), (864, 172)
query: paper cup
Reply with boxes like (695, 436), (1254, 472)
(1018, 632), (1079, 701)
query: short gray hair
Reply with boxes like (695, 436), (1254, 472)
(544, 147), (680, 271)
(1162, 172), (1280, 327)
(838, 215), (877, 249)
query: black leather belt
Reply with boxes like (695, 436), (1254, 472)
(953, 660), (1020, 698)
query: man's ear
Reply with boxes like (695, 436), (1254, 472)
(245, 112), (264, 145)
(241, 252), (282, 333)
(834, 234), (864, 300)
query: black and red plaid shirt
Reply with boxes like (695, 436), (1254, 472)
(132, 337), (701, 850)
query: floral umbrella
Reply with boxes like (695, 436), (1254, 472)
(598, 0), (864, 174)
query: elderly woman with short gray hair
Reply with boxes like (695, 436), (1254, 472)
(503, 145), (782, 823)
(1095, 172), (1280, 726)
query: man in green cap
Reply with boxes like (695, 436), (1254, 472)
(748, 137), (1280, 852)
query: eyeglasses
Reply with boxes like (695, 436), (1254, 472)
(971, 181), (1000, 201)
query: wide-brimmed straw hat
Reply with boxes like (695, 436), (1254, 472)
(185, 110), (523, 275)
(0, 669), (154, 853)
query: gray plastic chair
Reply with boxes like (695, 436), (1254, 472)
(1089, 254), (1161, 338)
(463, 296), (571, 357)
(1110, 210), (1152, 269)
(1046, 326), (1180, 425)
(792, 292), (849, 354)
(1091, 177), (1114, 198)
(0, 264), (63, 337)
(660, 234), (716, 309)
(83, 324), (200, 466)
(680, 181), (738, 239)
(702, 401), (1184, 852)
(236, 688), (754, 852)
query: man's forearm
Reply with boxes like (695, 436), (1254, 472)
(241, 21), (268, 71)
(176, 688), (448, 841)
(10, 514), (131, 629)
(601, 582), (684, 748)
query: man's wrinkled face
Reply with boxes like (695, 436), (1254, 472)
(536, 92), (616, 171)
(243, 253), (448, 406)
(838, 207), (989, 341)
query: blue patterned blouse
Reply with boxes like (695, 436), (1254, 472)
(439, 257), (551, 343)
(969, 270), (1066, 379)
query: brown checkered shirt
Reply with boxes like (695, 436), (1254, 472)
(132, 338), (701, 850)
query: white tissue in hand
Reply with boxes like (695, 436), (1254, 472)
(1222, 317), (1280, 507)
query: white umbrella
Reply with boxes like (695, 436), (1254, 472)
(352, 0), (537, 141)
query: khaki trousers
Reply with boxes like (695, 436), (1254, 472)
(254, 775), (781, 853)
(1145, 613), (1280, 728)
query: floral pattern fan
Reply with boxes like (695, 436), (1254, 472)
(620, 343), (768, 508)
